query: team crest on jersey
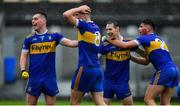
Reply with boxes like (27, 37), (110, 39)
(32, 38), (37, 41)
(48, 36), (52, 40)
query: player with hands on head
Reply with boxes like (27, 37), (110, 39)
(63, 5), (106, 105)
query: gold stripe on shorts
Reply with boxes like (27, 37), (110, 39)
(74, 66), (83, 90)
(153, 71), (160, 85)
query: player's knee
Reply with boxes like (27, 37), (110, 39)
(70, 98), (80, 105)
(46, 100), (55, 105)
(27, 98), (38, 105)
(160, 102), (170, 105)
(144, 98), (147, 104)
(144, 96), (150, 104)
(144, 98), (150, 105)
(70, 100), (80, 105)
(46, 102), (55, 105)
(144, 96), (154, 105)
(122, 96), (133, 105)
(27, 100), (37, 105)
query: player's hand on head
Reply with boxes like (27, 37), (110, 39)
(21, 70), (29, 80)
(79, 5), (91, 14)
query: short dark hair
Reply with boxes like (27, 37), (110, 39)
(106, 20), (120, 28)
(35, 11), (47, 20)
(141, 19), (155, 30)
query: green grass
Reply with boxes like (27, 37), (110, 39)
(0, 99), (180, 105)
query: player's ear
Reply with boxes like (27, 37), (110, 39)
(116, 27), (120, 31)
(146, 25), (152, 32)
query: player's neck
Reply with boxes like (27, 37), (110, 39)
(118, 35), (123, 40)
(148, 30), (154, 34)
(86, 18), (92, 22)
(114, 34), (122, 40)
(36, 28), (48, 35)
(116, 33), (121, 38)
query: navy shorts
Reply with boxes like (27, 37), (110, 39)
(103, 79), (131, 99)
(26, 77), (59, 97)
(150, 66), (179, 87)
(71, 66), (103, 93)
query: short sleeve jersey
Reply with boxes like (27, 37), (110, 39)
(22, 31), (64, 79)
(136, 34), (175, 71)
(100, 37), (136, 82)
(76, 19), (101, 67)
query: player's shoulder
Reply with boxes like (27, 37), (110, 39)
(79, 19), (85, 22)
(47, 31), (59, 35)
(25, 32), (36, 39)
(47, 31), (64, 37)
(78, 19), (93, 25)
(136, 35), (146, 40)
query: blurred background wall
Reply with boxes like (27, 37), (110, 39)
(0, 0), (180, 99)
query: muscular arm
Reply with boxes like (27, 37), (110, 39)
(130, 54), (149, 65)
(63, 7), (80, 26)
(135, 47), (147, 57)
(107, 38), (138, 49)
(20, 51), (28, 71)
(61, 38), (78, 48)
(63, 5), (91, 26)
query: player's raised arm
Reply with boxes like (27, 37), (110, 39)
(63, 7), (80, 26)
(63, 5), (91, 26)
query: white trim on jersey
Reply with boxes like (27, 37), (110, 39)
(59, 37), (65, 44)
(22, 49), (29, 53)
(35, 29), (48, 35)
(133, 40), (140, 45)
(120, 36), (123, 41)
(76, 19), (79, 27)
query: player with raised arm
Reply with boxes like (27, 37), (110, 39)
(63, 5), (106, 105)
(20, 12), (78, 105)
(106, 19), (179, 105)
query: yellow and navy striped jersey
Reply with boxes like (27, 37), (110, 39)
(136, 34), (175, 71)
(22, 31), (64, 79)
(100, 38), (136, 81)
(76, 19), (101, 67)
